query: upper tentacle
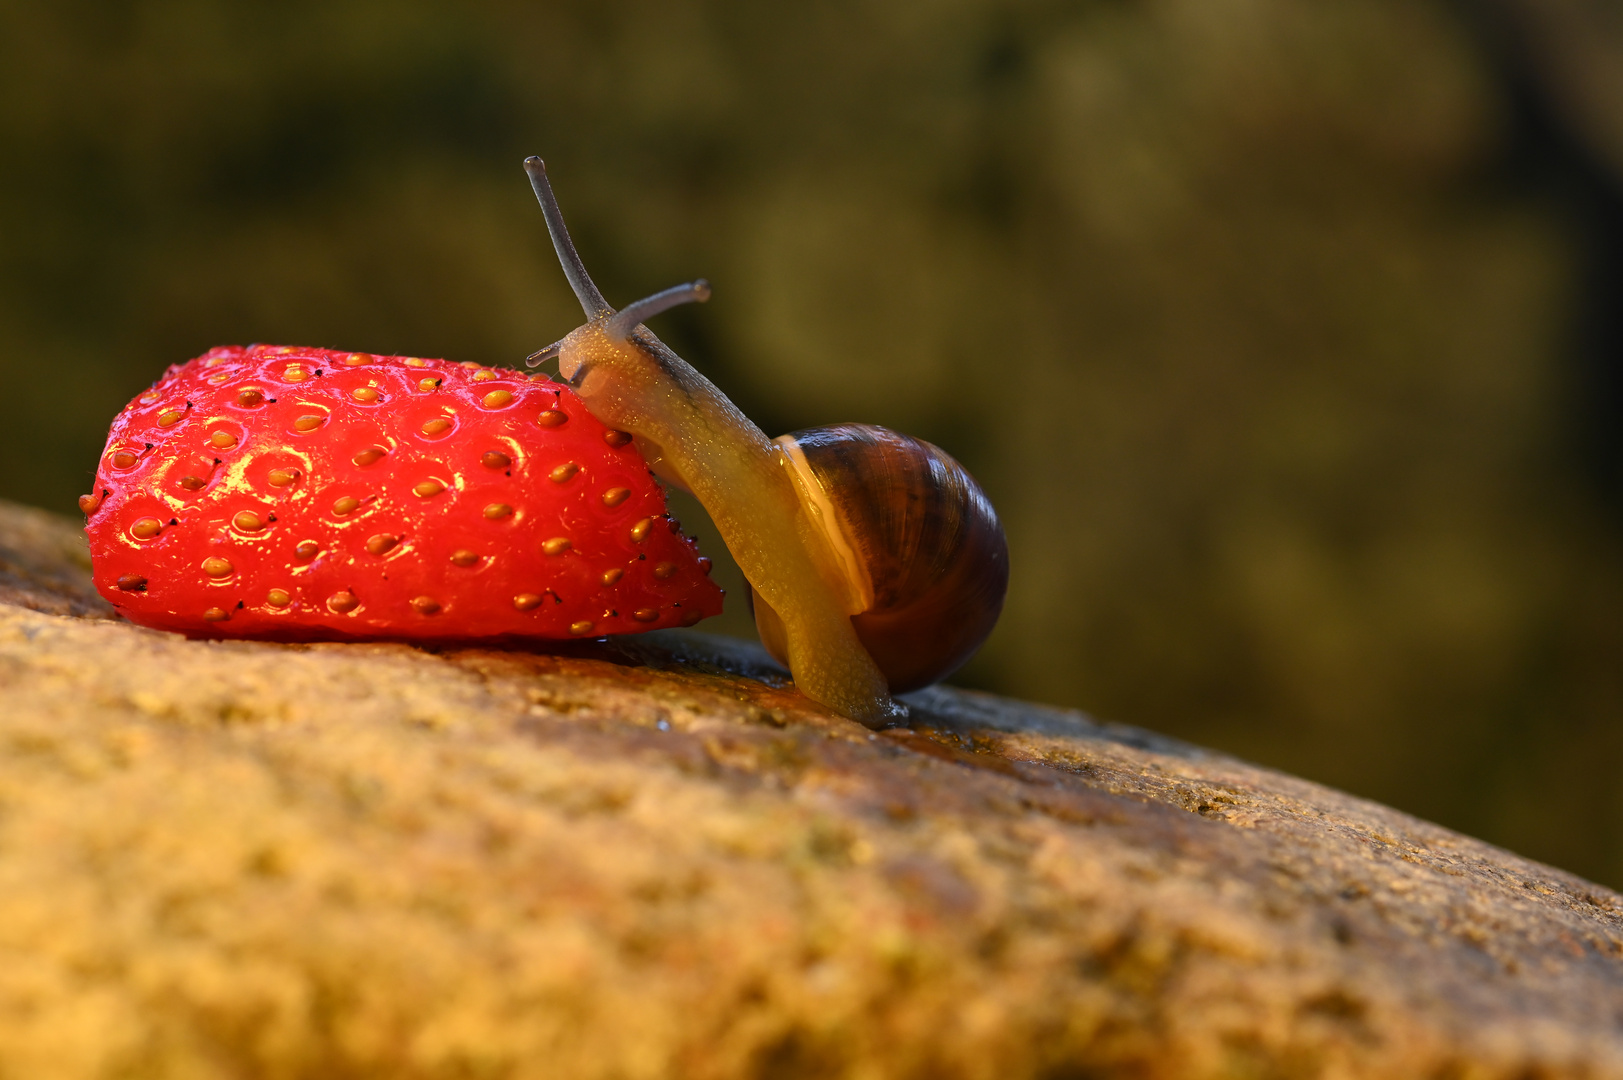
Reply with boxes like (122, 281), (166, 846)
(524, 157), (613, 320)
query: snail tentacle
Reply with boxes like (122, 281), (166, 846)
(605, 280), (711, 340)
(524, 157), (613, 320)
(524, 340), (563, 368)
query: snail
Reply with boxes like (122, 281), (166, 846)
(522, 157), (1008, 724)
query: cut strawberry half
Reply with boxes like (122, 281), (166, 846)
(84, 344), (724, 640)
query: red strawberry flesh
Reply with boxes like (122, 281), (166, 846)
(85, 345), (724, 640)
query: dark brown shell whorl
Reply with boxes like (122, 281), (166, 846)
(754, 423), (1009, 693)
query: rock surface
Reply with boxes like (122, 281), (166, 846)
(1, 497), (1620, 1080)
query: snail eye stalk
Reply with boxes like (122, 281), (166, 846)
(524, 156), (612, 320)
(605, 281), (711, 341)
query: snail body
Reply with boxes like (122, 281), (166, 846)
(523, 158), (1007, 723)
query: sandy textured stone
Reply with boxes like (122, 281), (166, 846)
(1, 497), (1620, 1080)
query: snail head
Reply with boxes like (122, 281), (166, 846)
(523, 157), (710, 393)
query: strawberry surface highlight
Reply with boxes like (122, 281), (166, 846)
(85, 345), (723, 640)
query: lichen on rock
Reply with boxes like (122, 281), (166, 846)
(1, 498), (1620, 1079)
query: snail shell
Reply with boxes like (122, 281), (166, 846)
(751, 423), (1009, 693)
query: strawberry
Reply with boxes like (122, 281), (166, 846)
(83, 344), (724, 640)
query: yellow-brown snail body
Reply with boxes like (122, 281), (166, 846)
(523, 157), (1008, 723)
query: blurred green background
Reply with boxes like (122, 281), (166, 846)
(5, 0), (1623, 886)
